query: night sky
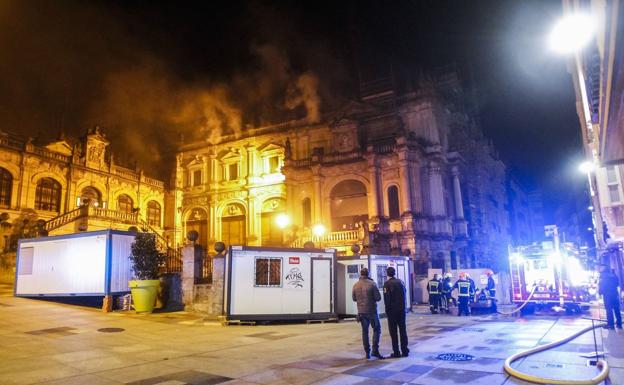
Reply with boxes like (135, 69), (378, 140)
(0, 0), (591, 232)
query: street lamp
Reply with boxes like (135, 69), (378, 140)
(579, 160), (596, 196)
(549, 13), (595, 54)
(275, 213), (290, 229)
(312, 223), (326, 237)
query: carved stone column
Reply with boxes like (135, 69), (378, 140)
(452, 166), (464, 219)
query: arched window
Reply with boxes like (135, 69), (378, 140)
(302, 198), (311, 228)
(35, 178), (61, 212)
(0, 168), (12, 207)
(117, 194), (134, 214)
(147, 201), (161, 227)
(387, 185), (400, 219)
(330, 180), (368, 231)
(79, 187), (101, 207)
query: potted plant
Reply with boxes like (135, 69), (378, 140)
(129, 232), (165, 313)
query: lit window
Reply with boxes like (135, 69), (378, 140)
(117, 194), (134, 214)
(387, 186), (400, 219)
(228, 163), (238, 181)
(147, 201), (161, 227)
(302, 198), (311, 227)
(609, 185), (621, 203)
(35, 178), (61, 212)
(0, 168), (12, 207)
(193, 169), (202, 186)
(254, 257), (281, 287)
(268, 156), (280, 173)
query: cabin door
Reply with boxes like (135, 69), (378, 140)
(311, 258), (332, 314)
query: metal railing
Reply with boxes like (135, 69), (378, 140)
(197, 252), (213, 284)
(162, 247), (183, 273)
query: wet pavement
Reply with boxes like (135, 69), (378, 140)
(0, 284), (622, 384)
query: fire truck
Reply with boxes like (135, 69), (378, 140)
(509, 241), (591, 314)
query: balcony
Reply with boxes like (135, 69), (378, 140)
(292, 229), (360, 249)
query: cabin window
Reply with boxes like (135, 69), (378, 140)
(255, 257), (282, 287)
(376, 264), (388, 287)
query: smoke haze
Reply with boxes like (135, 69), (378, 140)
(0, 1), (349, 178)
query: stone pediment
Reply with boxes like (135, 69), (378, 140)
(217, 148), (241, 161)
(45, 140), (73, 156)
(257, 142), (284, 153)
(184, 155), (205, 168)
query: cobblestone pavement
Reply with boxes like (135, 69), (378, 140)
(0, 284), (622, 385)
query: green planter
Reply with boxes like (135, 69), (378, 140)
(129, 280), (160, 313)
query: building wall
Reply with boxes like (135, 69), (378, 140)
(174, 74), (514, 272)
(0, 128), (166, 252)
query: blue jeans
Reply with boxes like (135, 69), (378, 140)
(359, 313), (381, 353)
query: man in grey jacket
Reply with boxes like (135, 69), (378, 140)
(352, 267), (384, 359)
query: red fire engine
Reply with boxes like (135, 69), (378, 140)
(509, 242), (591, 314)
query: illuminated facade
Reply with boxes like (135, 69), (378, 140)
(0, 127), (166, 252)
(174, 73), (513, 271)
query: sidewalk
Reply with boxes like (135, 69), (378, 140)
(0, 291), (622, 384)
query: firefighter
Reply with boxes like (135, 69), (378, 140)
(441, 272), (455, 312)
(427, 274), (442, 314)
(453, 272), (472, 316)
(485, 270), (497, 313)
(466, 273), (476, 303)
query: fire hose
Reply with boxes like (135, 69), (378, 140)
(496, 285), (538, 315)
(503, 320), (609, 384)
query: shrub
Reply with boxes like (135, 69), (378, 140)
(130, 232), (165, 280)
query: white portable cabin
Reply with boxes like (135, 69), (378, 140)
(225, 245), (337, 321)
(337, 254), (412, 317)
(14, 230), (135, 297)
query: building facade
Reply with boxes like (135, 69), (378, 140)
(173, 73), (515, 272)
(565, 0), (624, 276)
(0, 127), (166, 252)
(507, 176), (545, 246)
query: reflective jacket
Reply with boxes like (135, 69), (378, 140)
(453, 279), (472, 297)
(427, 279), (441, 294)
(442, 277), (453, 293)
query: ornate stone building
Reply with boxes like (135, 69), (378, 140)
(0, 127), (166, 252)
(173, 73), (513, 272)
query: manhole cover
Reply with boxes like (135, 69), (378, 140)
(97, 328), (125, 333)
(436, 353), (475, 361)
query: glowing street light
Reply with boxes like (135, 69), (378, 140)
(275, 213), (290, 229)
(578, 161), (595, 174)
(549, 13), (595, 54)
(312, 223), (326, 237)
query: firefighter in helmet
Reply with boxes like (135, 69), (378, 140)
(427, 273), (442, 314)
(441, 272), (455, 312)
(485, 270), (497, 313)
(453, 272), (473, 316)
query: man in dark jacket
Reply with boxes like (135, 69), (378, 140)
(599, 266), (622, 329)
(384, 266), (409, 358)
(352, 267), (384, 359)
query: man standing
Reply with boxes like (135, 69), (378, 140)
(486, 270), (497, 313)
(598, 265), (622, 330)
(442, 273), (455, 311)
(384, 266), (409, 358)
(453, 272), (472, 316)
(352, 267), (384, 359)
(427, 274), (442, 314)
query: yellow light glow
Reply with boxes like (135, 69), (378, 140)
(312, 223), (326, 237)
(275, 213), (290, 229)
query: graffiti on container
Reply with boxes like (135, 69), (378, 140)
(285, 268), (304, 288)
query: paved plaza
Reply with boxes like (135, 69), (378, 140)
(0, 284), (622, 385)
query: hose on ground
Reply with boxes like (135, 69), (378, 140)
(497, 285), (538, 316)
(503, 321), (609, 385)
